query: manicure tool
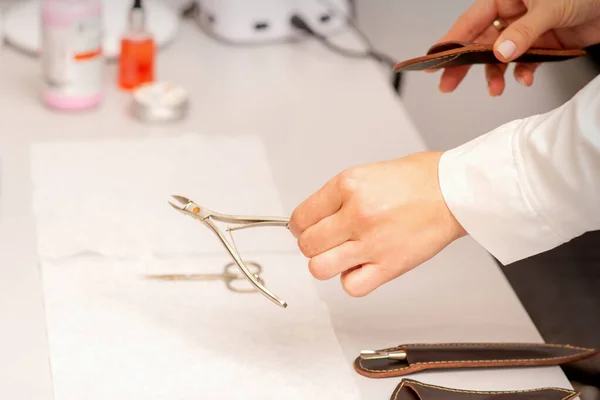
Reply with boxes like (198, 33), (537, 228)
(390, 378), (579, 400)
(164, 195), (290, 308)
(354, 342), (598, 379)
(146, 261), (264, 293)
(359, 349), (407, 361)
(393, 41), (586, 72)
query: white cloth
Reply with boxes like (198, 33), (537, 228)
(40, 254), (360, 400)
(439, 74), (600, 265)
(29, 133), (297, 260)
(29, 134), (360, 399)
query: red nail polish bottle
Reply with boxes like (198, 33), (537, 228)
(118, 0), (155, 90)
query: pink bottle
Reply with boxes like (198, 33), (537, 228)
(41, 0), (104, 110)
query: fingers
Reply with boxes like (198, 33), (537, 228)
(340, 263), (387, 298)
(307, 240), (368, 281)
(438, 0), (498, 42)
(485, 63), (508, 96)
(437, 18), (501, 93)
(297, 208), (353, 258)
(439, 66), (471, 93)
(494, 8), (559, 62)
(289, 178), (341, 238)
(514, 63), (540, 86)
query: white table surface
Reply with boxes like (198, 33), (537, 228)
(0, 21), (577, 399)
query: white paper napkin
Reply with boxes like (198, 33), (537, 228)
(40, 253), (360, 400)
(29, 134), (297, 260)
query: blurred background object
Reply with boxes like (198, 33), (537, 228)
(118, 0), (156, 90)
(40, 0), (104, 110)
(3, 0), (179, 59)
(191, 0), (350, 44)
(174, 0), (403, 93)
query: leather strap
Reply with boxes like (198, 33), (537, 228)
(393, 41), (587, 72)
(391, 379), (579, 400)
(354, 342), (598, 378)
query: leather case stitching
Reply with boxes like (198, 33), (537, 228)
(419, 53), (462, 69)
(394, 379), (578, 400)
(395, 49), (489, 70)
(393, 44), (585, 71)
(395, 381), (423, 400)
(378, 342), (592, 351)
(359, 352), (591, 373)
(358, 343), (595, 373)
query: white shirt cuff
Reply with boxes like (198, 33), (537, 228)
(438, 120), (566, 265)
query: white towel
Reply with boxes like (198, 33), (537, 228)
(30, 135), (359, 399)
(41, 254), (360, 399)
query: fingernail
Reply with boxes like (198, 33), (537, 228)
(497, 40), (516, 60)
(516, 75), (526, 86)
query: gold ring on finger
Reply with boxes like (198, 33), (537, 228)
(492, 18), (508, 32)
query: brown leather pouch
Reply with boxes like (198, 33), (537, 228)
(391, 379), (579, 400)
(392, 41), (587, 72)
(354, 342), (598, 378)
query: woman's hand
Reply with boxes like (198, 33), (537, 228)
(288, 152), (466, 297)
(434, 0), (600, 96)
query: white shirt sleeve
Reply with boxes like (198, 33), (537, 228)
(438, 74), (600, 265)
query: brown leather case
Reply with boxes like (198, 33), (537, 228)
(354, 342), (598, 379)
(390, 379), (579, 400)
(392, 41), (587, 72)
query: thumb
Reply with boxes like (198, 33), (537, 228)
(493, 9), (557, 62)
